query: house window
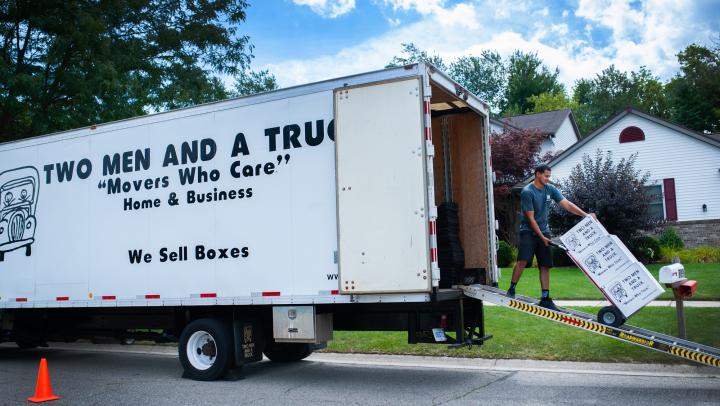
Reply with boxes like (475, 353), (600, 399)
(619, 126), (645, 143)
(644, 185), (664, 220)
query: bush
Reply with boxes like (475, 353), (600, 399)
(629, 236), (661, 263)
(497, 240), (515, 267)
(659, 246), (720, 264)
(658, 227), (684, 249)
(551, 246), (574, 267)
(549, 150), (659, 243)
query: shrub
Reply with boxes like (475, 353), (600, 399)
(549, 150), (660, 242)
(629, 236), (661, 263)
(659, 245), (720, 264)
(551, 246), (574, 267)
(497, 240), (515, 267)
(658, 226), (684, 249)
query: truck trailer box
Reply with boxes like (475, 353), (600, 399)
(0, 63), (497, 379)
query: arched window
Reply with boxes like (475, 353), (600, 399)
(619, 126), (645, 143)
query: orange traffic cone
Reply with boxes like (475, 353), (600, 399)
(27, 358), (60, 403)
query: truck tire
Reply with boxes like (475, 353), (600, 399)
(16, 340), (39, 349)
(263, 341), (313, 362)
(598, 306), (625, 327)
(179, 318), (234, 381)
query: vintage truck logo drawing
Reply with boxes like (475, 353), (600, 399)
(0, 167), (39, 261)
(609, 282), (629, 302)
(583, 254), (601, 274)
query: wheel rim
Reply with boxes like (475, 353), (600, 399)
(186, 330), (217, 370)
(603, 312), (616, 325)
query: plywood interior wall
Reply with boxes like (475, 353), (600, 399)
(431, 112), (489, 269)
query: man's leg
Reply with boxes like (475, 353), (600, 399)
(539, 266), (550, 291)
(508, 232), (534, 297)
(537, 239), (558, 310)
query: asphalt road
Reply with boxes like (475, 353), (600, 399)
(1, 344), (718, 405)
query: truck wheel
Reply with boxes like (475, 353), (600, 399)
(598, 306), (625, 327)
(16, 340), (39, 349)
(179, 318), (234, 381)
(263, 341), (313, 362)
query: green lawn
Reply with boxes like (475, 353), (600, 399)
(322, 306), (720, 364)
(497, 263), (720, 300)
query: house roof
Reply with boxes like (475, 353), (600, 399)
(495, 109), (580, 140)
(489, 117), (522, 132)
(515, 107), (720, 188)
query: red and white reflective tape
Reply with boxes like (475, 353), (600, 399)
(319, 290), (340, 295)
(56, 296), (69, 301)
(141, 294), (160, 299)
(101, 295), (116, 300)
(252, 291), (281, 297)
(15, 298), (28, 302)
(423, 101), (432, 141)
(189, 293), (217, 298)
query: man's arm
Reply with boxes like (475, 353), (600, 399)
(524, 210), (551, 246)
(559, 199), (596, 219)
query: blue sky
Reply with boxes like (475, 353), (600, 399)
(241, 0), (720, 92)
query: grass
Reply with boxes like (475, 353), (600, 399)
(322, 306), (720, 364)
(498, 263), (720, 300)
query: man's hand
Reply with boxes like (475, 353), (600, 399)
(541, 235), (551, 246)
(588, 212), (597, 220)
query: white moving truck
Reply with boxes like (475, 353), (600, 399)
(0, 63), (498, 380)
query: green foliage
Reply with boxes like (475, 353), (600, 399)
(659, 246), (720, 264)
(497, 240), (515, 267)
(550, 150), (659, 242)
(0, 0), (256, 141)
(666, 41), (720, 133)
(658, 227), (685, 250)
(571, 65), (669, 134)
(385, 43), (447, 71)
(502, 51), (564, 115)
(629, 236), (661, 263)
(449, 51), (507, 113)
(234, 69), (279, 97)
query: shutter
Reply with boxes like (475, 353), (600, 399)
(663, 178), (677, 221)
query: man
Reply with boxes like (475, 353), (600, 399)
(506, 164), (594, 310)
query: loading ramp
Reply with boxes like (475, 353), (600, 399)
(461, 284), (720, 368)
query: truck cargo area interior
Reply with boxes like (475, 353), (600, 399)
(429, 83), (490, 288)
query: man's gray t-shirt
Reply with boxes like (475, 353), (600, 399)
(519, 183), (564, 233)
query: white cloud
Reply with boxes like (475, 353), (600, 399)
(262, 0), (715, 97)
(537, 7), (549, 17)
(293, 0), (356, 18)
(386, 17), (402, 27)
(562, 9), (569, 18)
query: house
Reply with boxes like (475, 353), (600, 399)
(541, 107), (720, 247)
(490, 109), (581, 158)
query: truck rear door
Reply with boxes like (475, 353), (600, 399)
(334, 77), (430, 294)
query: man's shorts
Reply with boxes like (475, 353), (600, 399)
(517, 230), (553, 268)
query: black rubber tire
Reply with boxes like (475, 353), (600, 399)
(16, 340), (39, 349)
(263, 341), (313, 362)
(598, 306), (626, 327)
(179, 318), (234, 381)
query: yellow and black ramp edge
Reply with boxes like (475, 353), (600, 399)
(508, 299), (720, 368)
(508, 300), (607, 334)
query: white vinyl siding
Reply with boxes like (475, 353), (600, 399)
(552, 117), (579, 153)
(550, 114), (720, 222)
(489, 121), (504, 135)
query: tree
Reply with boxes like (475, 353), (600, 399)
(549, 150), (658, 243)
(386, 43), (447, 71)
(502, 51), (564, 115)
(449, 51), (506, 113)
(234, 69), (278, 97)
(490, 127), (545, 241)
(666, 42), (720, 133)
(0, 0), (255, 142)
(571, 65), (668, 134)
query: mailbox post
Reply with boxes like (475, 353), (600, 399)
(659, 263), (697, 339)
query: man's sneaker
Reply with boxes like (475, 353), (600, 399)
(538, 297), (559, 311)
(506, 289), (516, 298)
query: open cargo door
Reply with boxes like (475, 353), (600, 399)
(334, 78), (430, 294)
